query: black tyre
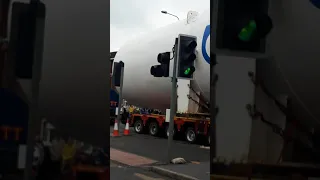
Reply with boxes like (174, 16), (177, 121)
(149, 122), (159, 136)
(185, 127), (197, 143)
(134, 120), (144, 134)
(165, 125), (175, 138)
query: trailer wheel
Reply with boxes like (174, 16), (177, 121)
(185, 127), (197, 143)
(165, 125), (175, 138)
(149, 122), (159, 136)
(134, 120), (144, 134)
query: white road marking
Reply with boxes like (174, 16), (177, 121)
(199, 145), (210, 149)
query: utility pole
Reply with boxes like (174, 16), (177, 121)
(167, 38), (178, 163)
(22, 1), (46, 179)
(115, 61), (124, 126)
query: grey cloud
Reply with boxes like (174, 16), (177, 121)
(110, 0), (210, 50)
(111, 0), (153, 29)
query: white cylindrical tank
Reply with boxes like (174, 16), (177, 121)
(114, 10), (210, 110)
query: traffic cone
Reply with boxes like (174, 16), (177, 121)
(123, 118), (130, 136)
(112, 119), (120, 137)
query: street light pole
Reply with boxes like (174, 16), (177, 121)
(161, 10), (180, 21)
(167, 38), (178, 163)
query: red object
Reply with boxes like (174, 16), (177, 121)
(123, 118), (130, 136)
(71, 165), (110, 180)
(112, 119), (119, 137)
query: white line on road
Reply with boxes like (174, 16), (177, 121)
(199, 145), (210, 149)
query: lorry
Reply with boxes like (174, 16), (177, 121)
(114, 10), (211, 144)
(129, 112), (210, 144)
(113, 6), (320, 179)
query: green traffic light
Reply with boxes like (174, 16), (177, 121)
(184, 68), (191, 75)
(238, 20), (257, 42)
(183, 66), (195, 76)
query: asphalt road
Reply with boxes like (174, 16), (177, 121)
(111, 161), (173, 180)
(110, 125), (210, 163)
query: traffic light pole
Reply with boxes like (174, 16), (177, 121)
(116, 63), (124, 128)
(167, 38), (178, 163)
(24, 1), (46, 179)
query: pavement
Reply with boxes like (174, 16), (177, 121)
(110, 125), (210, 162)
(110, 125), (210, 180)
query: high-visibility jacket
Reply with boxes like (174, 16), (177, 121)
(62, 143), (76, 161)
(129, 106), (134, 114)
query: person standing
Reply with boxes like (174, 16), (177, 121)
(49, 135), (64, 177)
(61, 137), (76, 173)
(34, 135), (46, 180)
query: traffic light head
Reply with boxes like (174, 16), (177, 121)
(157, 52), (170, 64)
(150, 65), (164, 77)
(237, 13), (273, 42)
(113, 61), (124, 86)
(9, 2), (46, 79)
(216, 0), (272, 53)
(177, 34), (197, 79)
(150, 52), (171, 77)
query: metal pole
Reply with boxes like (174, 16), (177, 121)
(210, 54), (217, 174)
(167, 38), (178, 163)
(24, 2), (45, 179)
(167, 13), (180, 20)
(116, 62), (124, 127)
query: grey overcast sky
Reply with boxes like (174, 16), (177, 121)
(110, 0), (210, 52)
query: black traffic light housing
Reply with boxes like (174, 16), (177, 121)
(177, 34), (197, 79)
(150, 52), (171, 77)
(9, 1), (46, 79)
(216, 0), (272, 53)
(113, 61), (124, 87)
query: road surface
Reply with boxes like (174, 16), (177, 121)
(110, 125), (210, 163)
(111, 161), (173, 180)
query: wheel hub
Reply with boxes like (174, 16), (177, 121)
(187, 131), (195, 141)
(167, 128), (174, 137)
(151, 125), (157, 134)
(135, 124), (141, 132)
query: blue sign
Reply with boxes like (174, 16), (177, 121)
(202, 24), (210, 64)
(110, 89), (119, 109)
(0, 88), (29, 173)
(0, 88), (28, 146)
